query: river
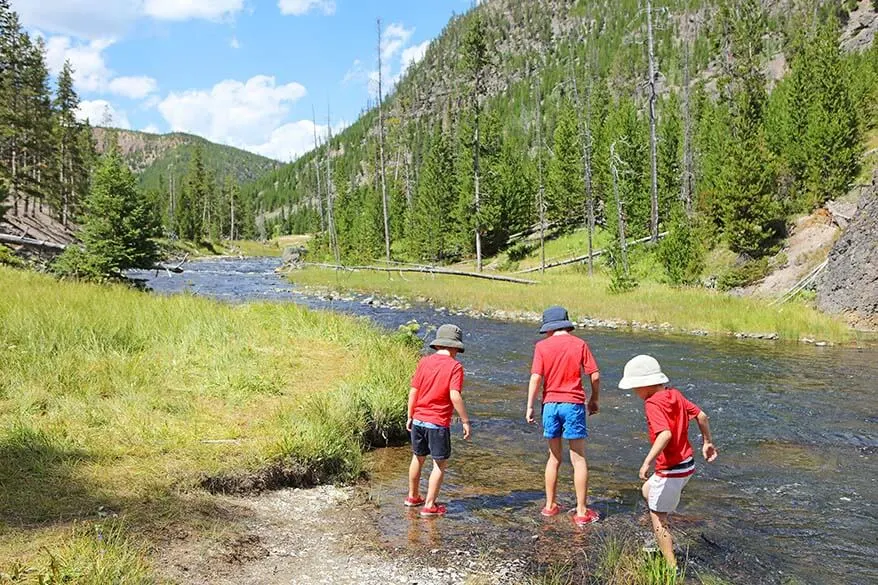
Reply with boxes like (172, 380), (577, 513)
(130, 257), (877, 585)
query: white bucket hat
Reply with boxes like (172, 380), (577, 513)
(618, 355), (669, 390)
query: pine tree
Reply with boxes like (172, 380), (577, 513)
(176, 146), (207, 240)
(658, 93), (683, 224)
(546, 99), (583, 230)
(54, 148), (160, 279)
(53, 60), (83, 225)
(408, 129), (455, 261)
(461, 11), (489, 271)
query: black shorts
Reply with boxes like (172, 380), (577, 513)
(411, 424), (451, 460)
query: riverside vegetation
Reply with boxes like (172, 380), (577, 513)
(0, 266), (417, 581)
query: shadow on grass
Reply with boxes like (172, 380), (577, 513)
(0, 425), (110, 527)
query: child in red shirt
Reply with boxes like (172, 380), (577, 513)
(405, 324), (471, 517)
(619, 354), (718, 570)
(526, 306), (601, 526)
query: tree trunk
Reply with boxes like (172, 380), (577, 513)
(536, 81), (546, 274)
(610, 142), (629, 275)
(326, 107), (341, 264)
(473, 102), (483, 272)
(312, 107), (325, 232)
(647, 0), (660, 242)
(569, 57), (595, 275)
(377, 18), (392, 263)
(681, 25), (694, 215)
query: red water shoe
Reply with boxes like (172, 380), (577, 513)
(404, 496), (425, 507)
(573, 509), (600, 526)
(419, 504), (447, 517)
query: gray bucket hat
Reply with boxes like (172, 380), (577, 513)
(618, 355), (669, 390)
(539, 306), (575, 334)
(430, 324), (465, 353)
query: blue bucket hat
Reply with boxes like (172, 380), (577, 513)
(539, 306), (575, 334)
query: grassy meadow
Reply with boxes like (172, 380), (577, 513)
(0, 266), (416, 580)
(288, 266), (858, 344)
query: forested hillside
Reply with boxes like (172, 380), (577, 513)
(92, 128), (280, 196)
(247, 0), (878, 281)
(0, 0), (277, 251)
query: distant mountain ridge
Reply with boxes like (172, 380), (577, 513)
(92, 128), (281, 193)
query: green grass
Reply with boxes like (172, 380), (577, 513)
(0, 267), (416, 579)
(288, 266), (862, 344)
(157, 238), (283, 258)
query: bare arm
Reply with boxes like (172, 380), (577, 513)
(587, 371), (600, 415)
(640, 429), (672, 480)
(450, 389), (471, 440)
(406, 387), (417, 432)
(696, 411), (718, 462)
(526, 373), (542, 424)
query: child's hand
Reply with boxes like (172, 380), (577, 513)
(406, 417), (413, 432)
(703, 442), (718, 462)
(462, 421), (472, 441)
(587, 399), (599, 416)
(639, 461), (651, 480)
(525, 406), (536, 424)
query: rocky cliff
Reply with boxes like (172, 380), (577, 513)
(817, 176), (878, 328)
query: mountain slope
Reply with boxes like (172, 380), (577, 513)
(92, 128), (281, 193)
(246, 0), (878, 265)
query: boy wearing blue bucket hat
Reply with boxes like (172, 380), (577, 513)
(526, 306), (601, 526)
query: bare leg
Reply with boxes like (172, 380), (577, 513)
(424, 459), (448, 508)
(568, 438), (588, 517)
(408, 455), (426, 500)
(649, 510), (676, 568)
(544, 438), (563, 510)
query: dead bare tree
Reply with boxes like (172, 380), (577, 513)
(568, 44), (595, 275)
(680, 11), (697, 215)
(535, 77), (547, 273)
(610, 141), (630, 275)
(646, 0), (660, 242)
(377, 18), (392, 263)
(325, 105), (340, 264)
(311, 106), (325, 232)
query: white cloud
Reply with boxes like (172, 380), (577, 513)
(381, 23), (413, 61)
(230, 36), (241, 49)
(158, 75), (307, 148)
(13, 0), (141, 39)
(142, 0), (244, 21)
(251, 119), (348, 161)
(142, 124), (162, 134)
(76, 99), (131, 129)
(14, 0), (244, 39)
(278, 0), (336, 16)
(45, 36), (114, 93)
(401, 40), (429, 74)
(108, 76), (158, 99)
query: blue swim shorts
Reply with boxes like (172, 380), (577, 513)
(541, 402), (588, 440)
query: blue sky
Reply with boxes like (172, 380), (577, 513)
(13, 0), (473, 160)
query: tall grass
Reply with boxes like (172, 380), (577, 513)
(288, 268), (859, 343)
(0, 267), (416, 577)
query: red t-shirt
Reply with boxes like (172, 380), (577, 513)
(410, 353), (464, 428)
(530, 333), (599, 404)
(644, 387), (701, 470)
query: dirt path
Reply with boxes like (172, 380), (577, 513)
(156, 486), (527, 585)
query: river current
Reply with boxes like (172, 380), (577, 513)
(130, 257), (877, 585)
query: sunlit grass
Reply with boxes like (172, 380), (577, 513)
(288, 266), (860, 343)
(0, 266), (416, 577)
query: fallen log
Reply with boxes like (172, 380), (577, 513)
(303, 263), (539, 285)
(516, 232), (668, 274)
(0, 233), (67, 250)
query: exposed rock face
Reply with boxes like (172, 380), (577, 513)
(817, 178), (878, 328)
(842, 0), (878, 53)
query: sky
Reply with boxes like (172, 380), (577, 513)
(13, 0), (474, 161)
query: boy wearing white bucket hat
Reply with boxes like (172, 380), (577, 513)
(619, 355), (718, 570)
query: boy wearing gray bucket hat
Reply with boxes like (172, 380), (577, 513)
(619, 354), (718, 570)
(405, 324), (471, 517)
(526, 306), (602, 526)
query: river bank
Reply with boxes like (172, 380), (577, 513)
(285, 266), (870, 346)
(0, 266), (415, 579)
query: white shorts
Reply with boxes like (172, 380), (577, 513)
(646, 471), (692, 513)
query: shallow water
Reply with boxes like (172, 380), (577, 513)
(131, 257), (878, 584)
